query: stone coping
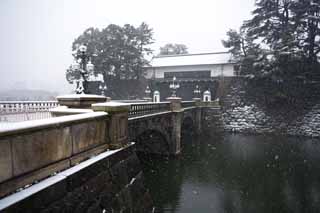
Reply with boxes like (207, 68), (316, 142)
(114, 99), (148, 103)
(0, 112), (108, 137)
(128, 111), (172, 121)
(166, 97), (182, 101)
(49, 106), (94, 114)
(56, 94), (107, 100)
(192, 98), (201, 101)
(0, 146), (128, 211)
(123, 101), (170, 105)
(92, 102), (131, 112)
(183, 106), (196, 111)
(181, 100), (196, 103)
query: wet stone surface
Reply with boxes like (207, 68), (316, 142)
(142, 133), (320, 213)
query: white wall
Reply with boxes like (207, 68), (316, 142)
(145, 64), (235, 79)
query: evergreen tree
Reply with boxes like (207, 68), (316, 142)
(159, 43), (188, 55)
(223, 0), (320, 105)
(67, 23), (154, 84)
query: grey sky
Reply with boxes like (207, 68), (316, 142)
(0, 0), (254, 93)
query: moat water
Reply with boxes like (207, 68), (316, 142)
(141, 133), (320, 213)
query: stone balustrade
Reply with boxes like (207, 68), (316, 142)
(0, 101), (59, 122)
(181, 101), (196, 108)
(0, 101), (59, 114)
(128, 102), (171, 118)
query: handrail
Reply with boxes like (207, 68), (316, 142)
(0, 101), (59, 122)
(0, 101), (58, 104)
(128, 102), (170, 118)
(0, 101), (59, 114)
(181, 101), (196, 108)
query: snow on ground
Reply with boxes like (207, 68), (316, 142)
(288, 104), (320, 137)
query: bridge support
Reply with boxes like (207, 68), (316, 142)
(92, 102), (130, 149)
(193, 98), (203, 134)
(167, 97), (183, 155)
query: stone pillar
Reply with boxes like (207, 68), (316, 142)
(52, 94), (110, 117)
(57, 94), (110, 109)
(92, 102), (130, 149)
(166, 97), (183, 155)
(193, 98), (202, 134)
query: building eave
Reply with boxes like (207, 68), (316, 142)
(145, 62), (237, 69)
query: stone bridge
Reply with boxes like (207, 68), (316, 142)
(0, 96), (219, 211)
(91, 97), (204, 156)
(128, 100), (201, 155)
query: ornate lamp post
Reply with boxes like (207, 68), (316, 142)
(145, 86), (151, 98)
(193, 85), (201, 98)
(169, 76), (180, 97)
(71, 44), (94, 94)
(99, 83), (107, 96)
(143, 86), (152, 102)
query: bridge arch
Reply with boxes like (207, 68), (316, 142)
(135, 129), (170, 155)
(182, 108), (197, 133)
(128, 113), (174, 154)
(182, 116), (195, 133)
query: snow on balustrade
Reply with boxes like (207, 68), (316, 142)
(0, 101), (59, 122)
(0, 112), (107, 134)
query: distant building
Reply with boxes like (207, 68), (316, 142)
(145, 52), (238, 82)
(144, 52), (238, 101)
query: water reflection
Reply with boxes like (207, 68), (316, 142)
(140, 133), (320, 213)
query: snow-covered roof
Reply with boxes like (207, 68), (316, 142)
(149, 52), (236, 68)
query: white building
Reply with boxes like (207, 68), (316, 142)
(145, 52), (238, 81)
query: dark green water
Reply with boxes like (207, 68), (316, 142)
(141, 134), (320, 213)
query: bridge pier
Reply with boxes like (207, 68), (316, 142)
(167, 97), (183, 155)
(193, 98), (203, 135)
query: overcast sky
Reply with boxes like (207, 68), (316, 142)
(0, 0), (254, 93)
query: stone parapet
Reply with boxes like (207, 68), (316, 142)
(0, 112), (109, 198)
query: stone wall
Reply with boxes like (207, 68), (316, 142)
(202, 106), (224, 135)
(221, 78), (320, 137)
(1, 145), (153, 213)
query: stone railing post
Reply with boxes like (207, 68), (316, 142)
(57, 94), (109, 109)
(92, 102), (130, 149)
(193, 98), (203, 134)
(166, 97), (183, 155)
(52, 94), (110, 117)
